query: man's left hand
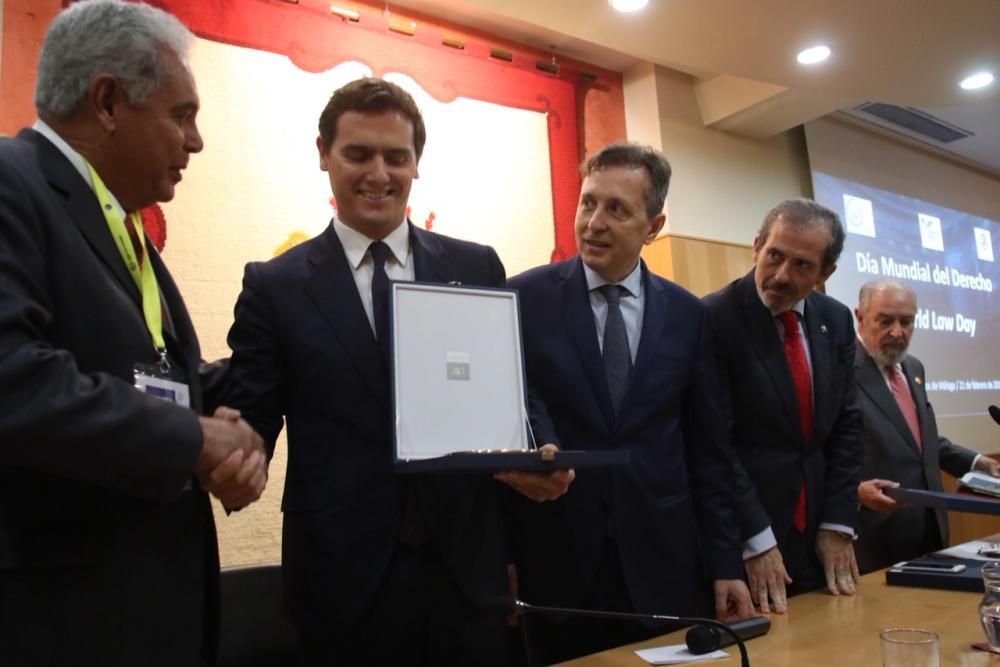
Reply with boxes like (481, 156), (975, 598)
(976, 456), (1000, 477)
(816, 529), (859, 596)
(714, 579), (754, 622)
(494, 444), (574, 502)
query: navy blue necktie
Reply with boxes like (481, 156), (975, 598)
(369, 241), (391, 361)
(598, 284), (632, 416)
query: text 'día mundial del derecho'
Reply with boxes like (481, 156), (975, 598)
(856, 252), (993, 293)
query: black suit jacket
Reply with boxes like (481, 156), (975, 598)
(223, 222), (509, 640)
(0, 129), (219, 665)
(854, 347), (976, 572)
(508, 258), (743, 617)
(704, 271), (861, 568)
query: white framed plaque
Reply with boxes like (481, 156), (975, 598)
(392, 282), (529, 466)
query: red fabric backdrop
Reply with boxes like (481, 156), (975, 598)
(159, 0), (583, 261)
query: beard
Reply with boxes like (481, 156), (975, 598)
(870, 340), (908, 368)
(757, 280), (796, 310)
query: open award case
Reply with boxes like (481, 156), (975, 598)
(391, 282), (629, 473)
(886, 485), (1000, 516)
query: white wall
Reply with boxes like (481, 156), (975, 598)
(623, 62), (811, 245)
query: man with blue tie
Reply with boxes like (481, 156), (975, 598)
(506, 142), (752, 664)
(704, 199), (862, 614)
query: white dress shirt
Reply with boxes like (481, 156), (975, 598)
(332, 217), (414, 335)
(582, 261), (644, 363)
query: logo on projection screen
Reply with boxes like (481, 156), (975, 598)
(975, 228), (994, 262)
(843, 194), (875, 237)
(918, 213), (945, 251)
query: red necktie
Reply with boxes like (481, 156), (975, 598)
(887, 365), (922, 450)
(123, 213), (145, 268)
(778, 311), (812, 532)
(125, 213), (175, 339)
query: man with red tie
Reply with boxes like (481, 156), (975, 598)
(0, 2), (266, 664)
(853, 279), (1000, 573)
(704, 198), (862, 613)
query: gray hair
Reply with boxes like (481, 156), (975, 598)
(581, 142), (671, 220)
(858, 278), (916, 312)
(35, 0), (193, 118)
(757, 198), (845, 268)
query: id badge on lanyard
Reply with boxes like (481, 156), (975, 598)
(134, 361), (190, 408)
(84, 161), (189, 408)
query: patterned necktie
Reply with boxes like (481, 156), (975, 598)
(123, 213), (145, 268)
(887, 365), (922, 450)
(778, 310), (812, 532)
(126, 212), (174, 338)
(598, 284), (632, 417)
(369, 241), (391, 361)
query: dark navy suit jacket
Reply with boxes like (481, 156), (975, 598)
(0, 129), (219, 666)
(704, 270), (861, 575)
(509, 257), (743, 617)
(224, 222), (510, 639)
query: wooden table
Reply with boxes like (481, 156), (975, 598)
(558, 569), (1000, 665)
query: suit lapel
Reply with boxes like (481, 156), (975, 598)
(28, 129), (141, 307)
(856, 347), (921, 456)
(305, 224), (388, 399)
(738, 273), (801, 434)
(804, 293), (831, 444)
(560, 258), (615, 426)
(411, 224), (457, 283)
(148, 248), (194, 357)
(623, 264), (666, 425)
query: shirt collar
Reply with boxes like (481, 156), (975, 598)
(767, 298), (807, 320)
(583, 260), (643, 298)
(33, 118), (127, 219)
(333, 216), (410, 269)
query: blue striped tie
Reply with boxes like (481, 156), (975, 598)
(598, 284), (632, 416)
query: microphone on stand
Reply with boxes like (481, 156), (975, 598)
(483, 596), (765, 667)
(988, 405), (1000, 427)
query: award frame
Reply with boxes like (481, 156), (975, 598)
(390, 281), (629, 473)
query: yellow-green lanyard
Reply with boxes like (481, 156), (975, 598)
(84, 161), (167, 360)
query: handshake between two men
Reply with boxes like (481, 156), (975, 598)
(196, 407), (268, 510)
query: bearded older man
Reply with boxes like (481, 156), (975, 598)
(853, 278), (1000, 573)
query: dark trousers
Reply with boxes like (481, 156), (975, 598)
(0, 493), (214, 667)
(300, 541), (510, 667)
(522, 539), (667, 666)
(785, 528), (827, 596)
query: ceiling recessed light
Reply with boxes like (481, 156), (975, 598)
(797, 45), (831, 65)
(960, 72), (994, 90)
(609, 0), (648, 12)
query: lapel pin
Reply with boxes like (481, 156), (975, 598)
(820, 324), (828, 333)
(915, 377), (922, 385)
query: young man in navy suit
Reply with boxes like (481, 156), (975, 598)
(704, 199), (862, 613)
(223, 78), (570, 666)
(507, 143), (752, 664)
